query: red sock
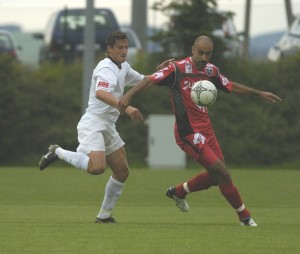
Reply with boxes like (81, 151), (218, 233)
(219, 182), (250, 220)
(237, 208), (251, 220)
(175, 172), (215, 198)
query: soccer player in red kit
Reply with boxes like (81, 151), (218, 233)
(118, 35), (281, 226)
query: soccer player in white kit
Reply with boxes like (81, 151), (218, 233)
(39, 31), (145, 223)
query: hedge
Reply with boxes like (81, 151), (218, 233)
(0, 53), (299, 167)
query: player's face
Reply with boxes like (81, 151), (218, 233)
(107, 39), (129, 63)
(191, 39), (213, 70)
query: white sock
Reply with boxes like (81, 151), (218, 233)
(97, 176), (125, 219)
(183, 182), (191, 194)
(236, 204), (245, 213)
(55, 147), (89, 170)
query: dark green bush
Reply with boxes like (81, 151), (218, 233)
(0, 59), (82, 165)
(0, 53), (299, 167)
(210, 55), (300, 166)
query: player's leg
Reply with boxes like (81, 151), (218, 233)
(166, 133), (215, 212)
(173, 132), (234, 196)
(196, 141), (256, 226)
(184, 134), (225, 193)
(170, 133), (218, 198)
(95, 146), (129, 223)
(195, 137), (255, 224)
(39, 115), (107, 173)
(205, 158), (257, 226)
(170, 133), (257, 225)
(39, 144), (91, 171)
(39, 139), (106, 174)
(95, 124), (127, 223)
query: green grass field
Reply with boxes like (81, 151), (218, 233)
(0, 166), (299, 254)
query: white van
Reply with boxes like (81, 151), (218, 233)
(268, 14), (300, 62)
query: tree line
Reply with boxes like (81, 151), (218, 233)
(0, 53), (299, 167)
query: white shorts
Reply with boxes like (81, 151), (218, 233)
(76, 113), (124, 155)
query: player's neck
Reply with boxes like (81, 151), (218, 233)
(108, 56), (122, 69)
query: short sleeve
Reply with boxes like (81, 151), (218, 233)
(95, 67), (118, 93)
(125, 68), (144, 86)
(211, 68), (233, 93)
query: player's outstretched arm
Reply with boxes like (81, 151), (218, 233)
(118, 76), (154, 113)
(232, 82), (282, 103)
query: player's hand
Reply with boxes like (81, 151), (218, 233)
(125, 106), (143, 123)
(156, 58), (175, 70)
(259, 91), (282, 103)
(118, 95), (131, 114)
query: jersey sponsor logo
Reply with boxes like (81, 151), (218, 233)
(185, 63), (193, 73)
(193, 133), (206, 145)
(205, 67), (213, 76)
(97, 81), (109, 88)
(182, 80), (194, 90)
(220, 75), (230, 86)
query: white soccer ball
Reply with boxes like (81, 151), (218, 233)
(191, 80), (217, 107)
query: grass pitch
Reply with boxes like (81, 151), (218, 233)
(0, 166), (299, 254)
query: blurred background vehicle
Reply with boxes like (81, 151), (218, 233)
(249, 30), (285, 61)
(268, 14), (300, 62)
(211, 11), (243, 58)
(0, 29), (21, 61)
(33, 8), (120, 63)
(121, 26), (142, 65)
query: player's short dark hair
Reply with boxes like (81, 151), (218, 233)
(106, 31), (128, 47)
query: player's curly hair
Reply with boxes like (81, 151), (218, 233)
(106, 31), (128, 47)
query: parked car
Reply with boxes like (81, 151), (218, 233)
(121, 26), (142, 65)
(33, 8), (120, 63)
(249, 30), (285, 60)
(211, 11), (243, 58)
(0, 29), (21, 61)
(268, 14), (300, 62)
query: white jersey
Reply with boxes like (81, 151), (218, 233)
(85, 57), (144, 122)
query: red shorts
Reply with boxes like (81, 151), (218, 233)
(175, 131), (224, 168)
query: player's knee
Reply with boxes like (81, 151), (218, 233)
(123, 168), (129, 179)
(113, 167), (129, 182)
(207, 160), (231, 183)
(87, 164), (106, 175)
(217, 169), (231, 183)
(120, 167), (129, 181)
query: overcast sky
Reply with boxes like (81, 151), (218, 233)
(1, 0), (300, 36)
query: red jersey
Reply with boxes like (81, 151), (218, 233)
(149, 57), (233, 139)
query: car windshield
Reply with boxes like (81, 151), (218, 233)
(57, 10), (117, 32)
(290, 17), (300, 36)
(0, 33), (12, 51)
(125, 31), (136, 47)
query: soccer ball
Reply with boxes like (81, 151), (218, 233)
(191, 80), (217, 107)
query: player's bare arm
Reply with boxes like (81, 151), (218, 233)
(232, 82), (282, 103)
(118, 76), (155, 113)
(96, 89), (119, 108)
(96, 90), (143, 123)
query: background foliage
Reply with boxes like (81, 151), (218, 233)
(151, 0), (228, 63)
(0, 0), (299, 167)
(0, 53), (299, 167)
